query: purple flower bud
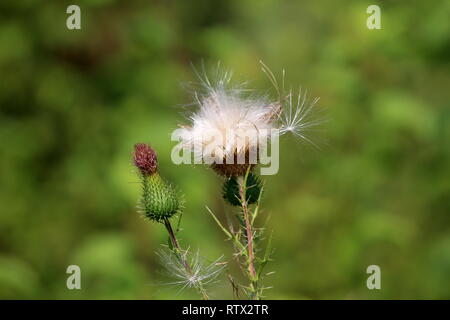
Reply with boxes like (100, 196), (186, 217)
(133, 143), (158, 176)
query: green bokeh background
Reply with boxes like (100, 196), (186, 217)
(1, 0), (449, 299)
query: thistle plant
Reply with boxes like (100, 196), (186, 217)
(132, 143), (224, 299)
(132, 62), (320, 300)
(175, 62), (321, 299)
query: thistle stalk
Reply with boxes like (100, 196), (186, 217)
(163, 217), (209, 300)
(237, 175), (259, 300)
(133, 143), (219, 300)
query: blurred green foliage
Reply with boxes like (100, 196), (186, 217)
(0, 0), (449, 299)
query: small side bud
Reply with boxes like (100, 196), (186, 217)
(133, 143), (181, 222)
(133, 143), (158, 176)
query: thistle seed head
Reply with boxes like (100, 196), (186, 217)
(177, 64), (321, 177)
(211, 150), (256, 177)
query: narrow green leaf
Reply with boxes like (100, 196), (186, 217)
(205, 206), (232, 239)
(257, 230), (273, 278)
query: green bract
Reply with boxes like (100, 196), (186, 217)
(222, 173), (262, 206)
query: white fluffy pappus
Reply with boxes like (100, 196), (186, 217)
(177, 65), (321, 169)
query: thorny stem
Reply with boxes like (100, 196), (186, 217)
(237, 176), (259, 300)
(163, 217), (209, 300)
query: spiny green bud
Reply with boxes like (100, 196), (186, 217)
(223, 173), (262, 206)
(140, 173), (180, 222)
(133, 143), (181, 222)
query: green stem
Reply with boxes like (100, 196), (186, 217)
(237, 176), (259, 300)
(163, 217), (209, 300)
